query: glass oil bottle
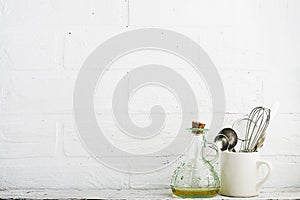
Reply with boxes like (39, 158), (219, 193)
(170, 127), (220, 198)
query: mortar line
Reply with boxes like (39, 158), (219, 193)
(127, 0), (130, 27)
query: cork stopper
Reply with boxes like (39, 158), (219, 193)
(192, 121), (206, 134)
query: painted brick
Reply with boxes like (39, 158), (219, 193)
(220, 69), (264, 114)
(0, 0), (121, 27)
(63, 27), (125, 70)
(0, 71), (77, 114)
(263, 68), (300, 113)
(0, 114), (56, 158)
(0, 31), (62, 70)
(262, 155), (300, 188)
(129, 0), (237, 27)
(63, 119), (90, 158)
(261, 113), (300, 156)
(0, 163), (127, 189)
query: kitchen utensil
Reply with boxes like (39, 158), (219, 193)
(253, 132), (265, 151)
(232, 117), (254, 152)
(242, 107), (271, 152)
(214, 128), (238, 152)
(251, 102), (279, 152)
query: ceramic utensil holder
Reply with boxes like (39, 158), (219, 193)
(220, 151), (271, 197)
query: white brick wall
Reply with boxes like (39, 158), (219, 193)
(0, 0), (300, 191)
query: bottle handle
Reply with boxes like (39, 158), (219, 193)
(202, 142), (219, 164)
(256, 160), (272, 191)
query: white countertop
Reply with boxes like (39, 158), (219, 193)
(0, 188), (300, 199)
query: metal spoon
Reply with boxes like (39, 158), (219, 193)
(214, 128), (238, 152)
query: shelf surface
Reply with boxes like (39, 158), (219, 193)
(0, 188), (299, 199)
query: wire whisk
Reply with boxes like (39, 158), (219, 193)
(241, 106), (271, 152)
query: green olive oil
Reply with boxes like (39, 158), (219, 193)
(171, 186), (219, 198)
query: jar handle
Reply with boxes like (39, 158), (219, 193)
(256, 160), (272, 191)
(202, 142), (219, 164)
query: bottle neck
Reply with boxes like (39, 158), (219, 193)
(189, 134), (206, 159)
(193, 133), (205, 144)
